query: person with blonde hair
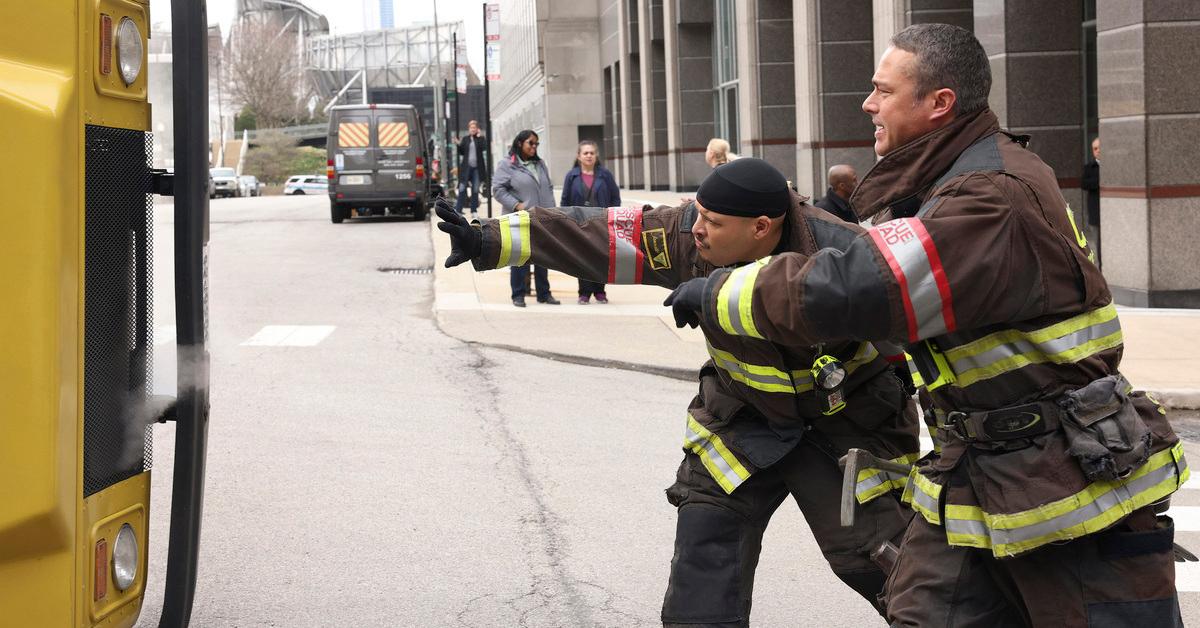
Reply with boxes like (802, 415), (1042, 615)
(704, 138), (738, 168)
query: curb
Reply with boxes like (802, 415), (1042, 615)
(1150, 389), (1200, 411)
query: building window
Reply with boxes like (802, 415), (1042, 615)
(713, 0), (738, 152)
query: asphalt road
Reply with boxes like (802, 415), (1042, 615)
(135, 194), (1200, 627)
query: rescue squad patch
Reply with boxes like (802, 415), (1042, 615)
(642, 228), (672, 270)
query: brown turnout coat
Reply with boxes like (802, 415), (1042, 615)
(694, 108), (1187, 556)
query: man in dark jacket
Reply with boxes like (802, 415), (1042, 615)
(1082, 136), (1101, 265)
(814, 164), (859, 223)
(665, 24), (1184, 627)
(455, 120), (488, 217)
(437, 158), (920, 626)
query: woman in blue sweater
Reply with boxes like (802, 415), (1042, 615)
(559, 140), (621, 303)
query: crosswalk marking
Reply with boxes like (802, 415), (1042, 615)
(241, 325), (336, 347)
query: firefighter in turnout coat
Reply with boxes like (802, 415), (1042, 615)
(436, 157), (919, 626)
(664, 24), (1187, 626)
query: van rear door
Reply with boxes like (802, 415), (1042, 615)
(373, 110), (419, 200)
(334, 113), (375, 185)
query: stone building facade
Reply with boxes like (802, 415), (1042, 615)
(488, 0), (1200, 307)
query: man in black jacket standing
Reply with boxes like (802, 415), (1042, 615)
(455, 120), (489, 218)
(814, 164), (859, 223)
(1081, 136), (1101, 265)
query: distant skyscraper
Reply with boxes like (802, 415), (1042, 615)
(379, 0), (394, 29)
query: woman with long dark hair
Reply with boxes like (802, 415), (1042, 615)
(560, 140), (621, 303)
(491, 129), (559, 307)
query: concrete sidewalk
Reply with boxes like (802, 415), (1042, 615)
(432, 188), (1200, 408)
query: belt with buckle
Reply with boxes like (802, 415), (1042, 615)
(938, 399), (1063, 445)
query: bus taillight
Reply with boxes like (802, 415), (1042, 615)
(94, 539), (107, 601)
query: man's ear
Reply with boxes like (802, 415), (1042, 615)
(930, 87), (957, 124)
(754, 216), (773, 239)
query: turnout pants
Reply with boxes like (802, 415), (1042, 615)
(885, 508), (1182, 627)
(661, 437), (913, 627)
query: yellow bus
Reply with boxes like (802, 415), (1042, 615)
(1, 0), (209, 625)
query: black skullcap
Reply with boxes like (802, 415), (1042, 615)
(695, 158), (790, 218)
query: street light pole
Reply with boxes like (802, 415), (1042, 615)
(432, 1), (444, 170)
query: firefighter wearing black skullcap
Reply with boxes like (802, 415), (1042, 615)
(437, 157), (920, 626)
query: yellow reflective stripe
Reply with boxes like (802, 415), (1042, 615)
(789, 342), (878, 383)
(706, 342), (799, 393)
(495, 210), (531, 268)
(683, 413), (751, 494)
(905, 353), (925, 387)
(943, 304), (1122, 389)
(518, 211), (531, 266)
(1065, 205), (1096, 263)
(708, 341), (883, 396)
(716, 257), (770, 339)
(855, 453), (920, 504)
(941, 443), (1188, 557)
(901, 467), (942, 525)
(943, 505), (991, 548)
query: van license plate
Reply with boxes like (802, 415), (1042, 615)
(395, 172), (413, 180)
(341, 175), (366, 185)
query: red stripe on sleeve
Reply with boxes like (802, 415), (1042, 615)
(630, 210), (645, 284)
(869, 227), (921, 342)
(909, 219), (956, 333)
(607, 208), (618, 283)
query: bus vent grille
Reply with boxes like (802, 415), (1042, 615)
(82, 125), (154, 497)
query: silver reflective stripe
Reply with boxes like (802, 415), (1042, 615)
(607, 207), (643, 284)
(949, 317), (1123, 374)
(856, 473), (888, 496)
(869, 219), (953, 341)
(506, 216), (524, 266)
(945, 517), (989, 539)
(723, 266), (753, 337)
(988, 461), (1177, 548)
(910, 481), (939, 514)
(857, 471), (904, 499)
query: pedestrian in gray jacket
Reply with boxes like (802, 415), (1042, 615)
(492, 129), (560, 307)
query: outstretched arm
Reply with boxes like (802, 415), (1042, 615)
(436, 200), (700, 289)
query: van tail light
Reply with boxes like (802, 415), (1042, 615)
(415, 156), (425, 180)
(327, 159), (334, 181)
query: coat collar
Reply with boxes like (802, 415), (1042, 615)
(850, 108), (1000, 220)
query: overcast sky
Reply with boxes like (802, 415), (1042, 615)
(152, 0), (486, 72)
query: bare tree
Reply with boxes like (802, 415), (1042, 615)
(225, 17), (307, 129)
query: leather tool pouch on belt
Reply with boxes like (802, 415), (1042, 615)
(1059, 374), (1152, 482)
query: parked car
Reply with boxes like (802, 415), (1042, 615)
(239, 175), (261, 197)
(210, 167), (240, 198)
(284, 175), (328, 195)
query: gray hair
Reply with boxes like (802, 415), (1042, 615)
(890, 23), (991, 116)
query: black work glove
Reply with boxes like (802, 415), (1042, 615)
(435, 197), (482, 267)
(663, 277), (708, 329)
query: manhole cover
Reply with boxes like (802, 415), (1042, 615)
(379, 267), (433, 275)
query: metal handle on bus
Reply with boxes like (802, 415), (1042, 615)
(159, 1), (211, 626)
